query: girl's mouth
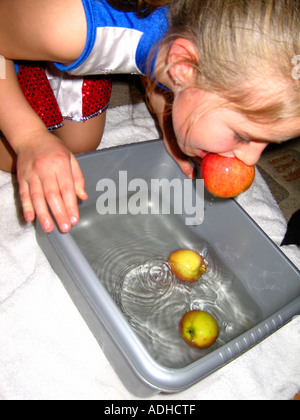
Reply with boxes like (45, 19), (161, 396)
(198, 150), (209, 159)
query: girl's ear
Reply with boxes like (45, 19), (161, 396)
(167, 38), (199, 85)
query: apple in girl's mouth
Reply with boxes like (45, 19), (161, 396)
(180, 310), (219, 349)
(168, 249), (206, 282)
(201, 154), (255, 198)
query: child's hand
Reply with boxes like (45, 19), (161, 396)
(16, 131), (88, 233)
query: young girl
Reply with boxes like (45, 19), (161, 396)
(0, 0), (299, 234)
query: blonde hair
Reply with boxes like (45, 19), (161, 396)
(157, 0), (300, 122)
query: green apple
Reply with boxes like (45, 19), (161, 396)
(180, 310), (219, 349)
(168, 249), (206, 282)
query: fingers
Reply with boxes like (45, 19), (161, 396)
(19, 178), (38, 224)
(70, 154), (88, 202)
(18, 153), (88, 234)
(44, 172), (76, 233)
(24, 174), (72, 233)
(19, 175), (55, 233)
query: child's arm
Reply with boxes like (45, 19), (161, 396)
(0, 0), (86, 63)
(145, 83), (196, 180)
(0, 59), (87, 232)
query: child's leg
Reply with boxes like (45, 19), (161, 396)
(53, 113), (107, 154)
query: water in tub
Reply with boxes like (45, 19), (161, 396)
(71, 194), (261, 369)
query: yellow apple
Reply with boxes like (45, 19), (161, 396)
(168, 249), (206, 282)
(180, 310), (219, 349)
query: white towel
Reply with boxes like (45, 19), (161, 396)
(0, 103), (299, 400)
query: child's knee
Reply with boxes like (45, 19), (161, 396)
(54, 113), (107, 154)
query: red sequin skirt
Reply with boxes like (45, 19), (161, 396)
(17, 64), (112, 130)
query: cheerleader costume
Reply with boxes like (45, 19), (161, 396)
(17, 0), (169, 131)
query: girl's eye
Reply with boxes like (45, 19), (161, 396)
(233, 132), (251, 144)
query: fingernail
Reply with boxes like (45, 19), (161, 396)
(70, 216), (78, 225)
(80, 191), (88, 200)
(24, 212), (34, 222)
(44, 220), (52, 231)
(61, 223), (70, 232)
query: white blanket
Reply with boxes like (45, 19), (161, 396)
(0, 103), (299, 400)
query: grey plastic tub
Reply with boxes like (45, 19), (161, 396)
(36, 140), (300, 397)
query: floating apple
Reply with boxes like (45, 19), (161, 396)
(168, 249), (206, 282)
(180, 310), (219, 349)
(201, 154), (255, 198)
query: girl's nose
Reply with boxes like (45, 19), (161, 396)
(234, 142), (268, 166)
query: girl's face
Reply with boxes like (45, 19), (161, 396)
(172, 88), (300, 166)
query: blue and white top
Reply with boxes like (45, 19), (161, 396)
(54, 0), (169, 76)
(15, 1), (169, 125)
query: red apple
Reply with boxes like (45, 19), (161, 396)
(168, 249), (206, 282)
(180, 310), (219, 349)
(201, 154), (255, 198)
